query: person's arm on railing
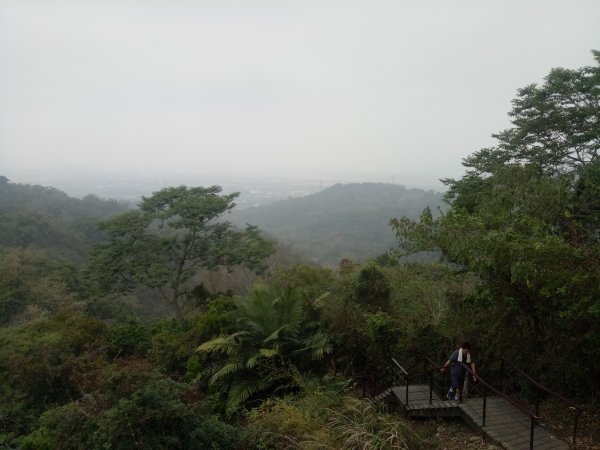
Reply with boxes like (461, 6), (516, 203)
(440, 359), (451, 372)
(471, 361), (477, 382)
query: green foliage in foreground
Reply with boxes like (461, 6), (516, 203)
(22, 376), (246, 450)
(0, 311), (107, 439)
(0, 262), (458, 449)
(246, 382), (431, 450)
(198, 284), (332, 414)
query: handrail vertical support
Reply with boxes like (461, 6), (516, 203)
(405, 373), (409, 407)
(573, 410), (581, 448)
(529, 417), (535, 450)
(482, 386), (487, 427)
(429, 370), (433, 405)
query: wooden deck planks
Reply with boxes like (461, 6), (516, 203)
(390, 385), (569, 450)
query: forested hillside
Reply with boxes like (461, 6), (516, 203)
(230, 182), (443, 266)
(0, 177), (131, 262)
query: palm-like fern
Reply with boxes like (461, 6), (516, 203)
(197, 285), (331, 413)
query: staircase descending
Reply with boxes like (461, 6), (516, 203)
(375, 357), (584, 450)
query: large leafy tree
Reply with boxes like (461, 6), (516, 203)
(85, 185), (274, 321)
(391, 51), (600, 393)
(452, 50), (600, 180)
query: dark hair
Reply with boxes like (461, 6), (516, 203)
(461, 342), (471, 350)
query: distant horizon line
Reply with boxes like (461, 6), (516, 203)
(4, 167), (450, 192)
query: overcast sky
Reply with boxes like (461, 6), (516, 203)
(1, 0), (599, 190)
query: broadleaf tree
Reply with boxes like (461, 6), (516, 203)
(85, 185), (275, 321)
(391, 51), (600, 393)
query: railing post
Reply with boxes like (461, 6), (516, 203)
(429, 370), (433, 405)
(482, 386), (487, 427)
(501, 356), (585, 447)
(405, 373), (409, 407)
(529, 416), (535, 450)
(573, 410), (581, 448)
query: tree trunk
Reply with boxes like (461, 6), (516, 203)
(171, 299), (184, 322)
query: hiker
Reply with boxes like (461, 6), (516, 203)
(440, 342), (477, 401)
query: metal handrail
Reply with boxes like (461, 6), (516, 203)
(501, 358), (584, 411)
(460, 362), (540, 450)
(391, 357), (410, 407)
(402, 355), (580, 450)
(424, 355), (539, 450)
(391, 357), (408, 375)
(461, 363), (539, 419)
(423, 355), (442, 371)
(422, 356), (537, 419)
(500, 358), (584, 445)
(422, 356), (444, 405)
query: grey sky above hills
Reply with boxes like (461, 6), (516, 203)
(2, 1), (599, 191)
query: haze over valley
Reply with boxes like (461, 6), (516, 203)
(6, 165), (445, 208)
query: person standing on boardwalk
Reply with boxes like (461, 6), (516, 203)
(440, 342), (477, 400)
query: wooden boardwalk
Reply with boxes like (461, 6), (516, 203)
(390, 385), (569, 450)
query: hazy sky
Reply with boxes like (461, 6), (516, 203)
(1, 0), (599, 190)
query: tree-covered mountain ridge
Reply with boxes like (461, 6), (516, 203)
(230, 182), (444, 266)
(0, 178), (131, 262)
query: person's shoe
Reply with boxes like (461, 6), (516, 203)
(446, 390), (453, 400)
(454, 394), (460, 401)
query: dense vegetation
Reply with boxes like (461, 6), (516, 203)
(230, 182), (443, 266)
(0, 177), (130, 263)
(0, 52), (599, 449)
